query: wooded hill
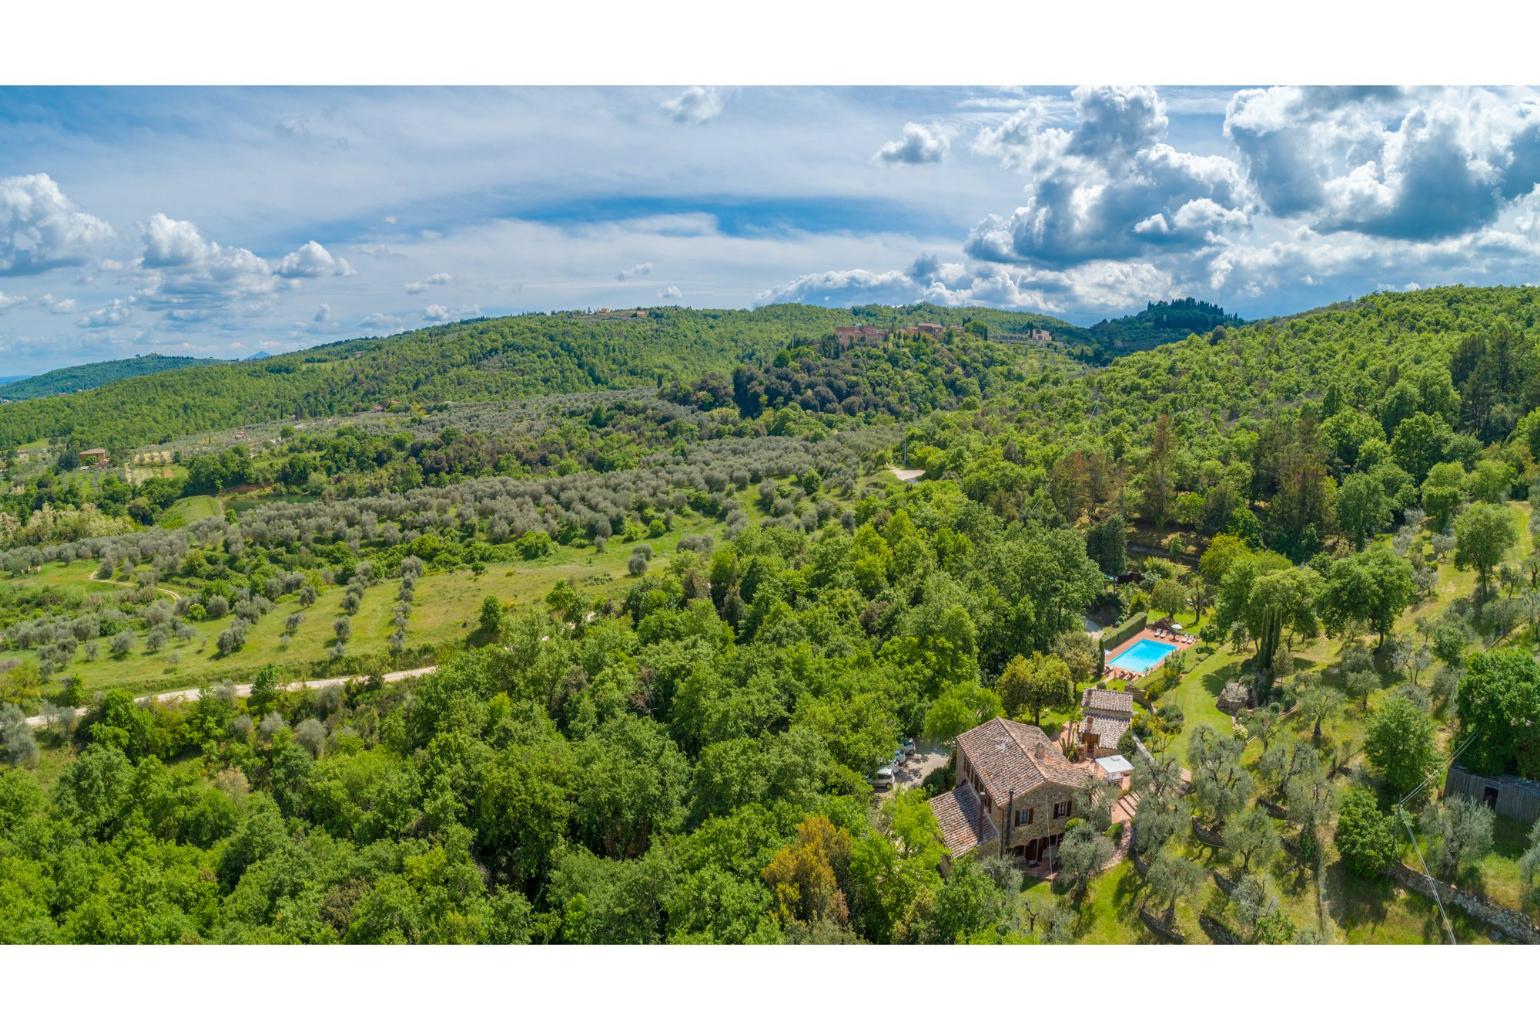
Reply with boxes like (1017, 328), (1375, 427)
(0, 354), (222, 402)
(0, 302), (1159, 453)
(1083, 298), (1244, 361)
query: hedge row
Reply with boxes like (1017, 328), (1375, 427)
(1102, 610), (1147, 652)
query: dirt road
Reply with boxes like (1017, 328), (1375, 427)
(23, 665), (438, 729)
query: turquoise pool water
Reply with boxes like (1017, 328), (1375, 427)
(1108, 638), (1178, 675)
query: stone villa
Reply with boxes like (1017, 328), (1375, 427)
(928, 717), (1089, 870)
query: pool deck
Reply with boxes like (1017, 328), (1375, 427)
(1103, 626), (1196, 682)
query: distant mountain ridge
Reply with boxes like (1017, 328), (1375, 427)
(0, 354), (222, 402)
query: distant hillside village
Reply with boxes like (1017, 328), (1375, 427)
(835, 322), (1054, 344)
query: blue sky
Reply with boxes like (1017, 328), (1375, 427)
(3, 85), (1540, 374)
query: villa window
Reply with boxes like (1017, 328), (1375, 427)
(1015, 807), (1033, 826)
(1053, 800), (1072, 819)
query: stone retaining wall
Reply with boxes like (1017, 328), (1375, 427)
(1200, 913), (1241, 944)
(1191, 819), (1225, 848)
(1139, 906), (1185, 943)
(1388, 863), (1540, 944)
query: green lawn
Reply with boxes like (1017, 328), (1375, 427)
(20, 559), (118, 595)
(1472, 815), (1540, 916)
(1156, 644), (1243, 764)
(1019, 834), (1326, 944)
(1093, 502), (1539, 943)
(1149, 501), (1535, 764)
(1326, 858), (1497, 943)
(1029, 860), (1146, 943)
(158, 494), (223, 527)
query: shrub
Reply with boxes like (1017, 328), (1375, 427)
(516, 531), (555, 559)
(477, 596), (504, 639)
(1335, 787), (1399, 879)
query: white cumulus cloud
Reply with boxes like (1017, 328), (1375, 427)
(36, 293), (75, 314)
(758, 267), (922, 307)
(77, 297), (134, 329)
(0, 173), (114, 276)
(132, 214), (352, 326)
(423, 303), (481, 324)
(1225, 86), (1540, 241)
(965, 85), (1251, 269)
(662, 86), (724, 125)
(136, 214), (279, 323)
(405, 272), (452, 293)
(274, 240), (354, 278)
(874, 123), (949, 165)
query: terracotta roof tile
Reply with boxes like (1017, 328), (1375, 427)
(1083, 713), (1131, 743)
(1082, 687), (1134, 715)
(956, 717), (1086, 801)
(928, 781), (998, 857)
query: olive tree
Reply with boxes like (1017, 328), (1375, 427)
(1145, 847), (1204, 928)
(1188, 725), (1252, 828)
(1419, 795), (1494, 880)
(1055, 821), (1114, 898)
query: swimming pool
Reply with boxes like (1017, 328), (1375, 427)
(1107, 638), (1178, 675)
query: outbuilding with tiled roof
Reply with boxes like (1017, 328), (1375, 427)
(1074, 687), (1135, 760)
